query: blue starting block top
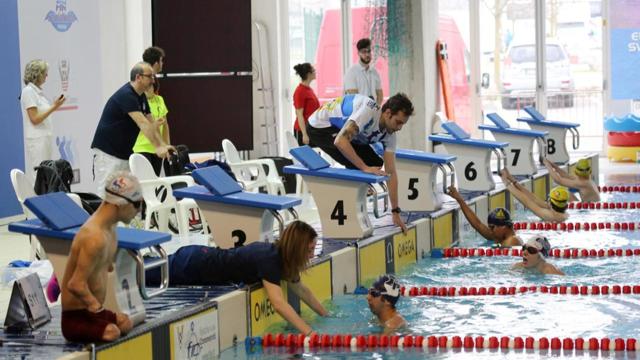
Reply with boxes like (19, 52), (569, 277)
(174, 185), (301, 210)
(516, 106), (579, 129)
(183, 165), (301, 209)
(9, 193), (170, 250)
(395, 149), (457, 164)
(371, 143), (457, 164)
(479, 113), (548, 138)
(429, 121), (508, 149)
(285, 146), (388, 183)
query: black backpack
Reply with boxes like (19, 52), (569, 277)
(164, 144), (190, 176)
(33, 159), (73, 194)
(33, 159), (102, 214)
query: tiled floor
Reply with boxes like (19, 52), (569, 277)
(0, 156), (636, 323)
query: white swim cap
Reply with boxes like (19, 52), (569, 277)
(104, 171), (142, 206)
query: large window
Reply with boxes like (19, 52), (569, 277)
(545, 0), (603, 152)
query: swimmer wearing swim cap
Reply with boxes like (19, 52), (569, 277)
(449, 185), (522, 247)
(543, 158), (600, 203)
(512, 236), (564, 275)
(367, 274), (407, 334)
(501, 168), (569, 223)
(61, 171), (142, 343)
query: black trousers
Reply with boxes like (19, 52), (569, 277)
(307, 125), (383, 169)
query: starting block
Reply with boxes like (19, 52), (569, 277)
(174, 166), (301, 248)
(284, 146), (388, 239)
(429, 121), (507, 192)
(374, 144), (457, 212)
(8, 192), (170, 326)
(480, 113), (548, 176)
(517, 106), (580, 164)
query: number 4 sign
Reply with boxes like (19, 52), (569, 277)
(4, 272), (51, 331)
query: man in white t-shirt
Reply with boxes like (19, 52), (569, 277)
(307, 93), (414, 233)
(344, 38), (383, 105)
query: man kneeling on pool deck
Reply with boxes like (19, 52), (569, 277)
(448, 186), (522, 247)
(512, 236), (565, 275)
(367, 275), (407, 335)
(306, 93), (414, 233)
(501, 168), (569, 223)
(146, 220), (328, 335)
(61, 171), (141, 343)
(543, 158), (600, 203)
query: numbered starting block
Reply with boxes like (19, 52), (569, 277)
(429, 121), (507, 192)
(8, 192), (170, 326)
(174, 166), (301, 248)
(374, 144), (457, 212)
(480, 113), (548, 176)
(517, 106), (580, 164)
(284, 146), (388, 239)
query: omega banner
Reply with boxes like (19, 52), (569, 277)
(18, 0), (102, 192)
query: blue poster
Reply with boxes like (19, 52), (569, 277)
(610, 0), (640, 99)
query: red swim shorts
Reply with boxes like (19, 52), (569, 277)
(61, 308), (117, 343)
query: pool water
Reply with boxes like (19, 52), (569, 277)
(219, 195), (640, 359)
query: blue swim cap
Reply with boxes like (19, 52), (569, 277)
(488, 207), (512, 227)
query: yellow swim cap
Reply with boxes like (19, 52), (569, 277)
(574, 159), (591, 177)
(549, 186), (569, 210)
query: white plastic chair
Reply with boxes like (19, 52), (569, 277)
(10, 169), (84, 260)
(222, 139), (285, 195)
(129, 154), (207, 237)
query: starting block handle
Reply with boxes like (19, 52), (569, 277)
(437, 163), (456, 195)
(369, 183), (389, 218)
(570, 127), (580, 150)
(131, 245), (169, 300)
(536, 137), (547, 165)
(269, 210), (285, 236)
(492, 148), (506, 175)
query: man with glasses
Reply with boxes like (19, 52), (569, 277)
(367, 274), (406, 334)
(344, 38), (383, 105)
(448, 185), (522, 247)
(60, 171), (143, 343)
(512, 236), (564, 275)
(91, 62), (174, 197)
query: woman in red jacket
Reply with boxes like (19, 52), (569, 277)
(292, 63), (319, 146)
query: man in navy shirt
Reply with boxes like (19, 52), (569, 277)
(91, 62), (173, 197)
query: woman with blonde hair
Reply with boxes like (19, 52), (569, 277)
(146, 220), (328, 335)
(21, 59), (66, 179)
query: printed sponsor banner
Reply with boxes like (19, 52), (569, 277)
(170, 308), (219, 360)
(610, 0), (640, 99)
(18, 0), (103, 191)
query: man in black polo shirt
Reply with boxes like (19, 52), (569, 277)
(91, 62), (173, 197)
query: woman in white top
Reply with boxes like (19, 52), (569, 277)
(21, 59), (66, 179)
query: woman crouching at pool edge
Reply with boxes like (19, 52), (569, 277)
(512, 236), (565, 275)
(146, 220), (328, 336)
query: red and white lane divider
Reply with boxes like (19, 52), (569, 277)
(400, 284), (640, 297)
(513, 221), (637, 231)
(569, 201), (640, 210)
(598, 185), (640, 193)
(441, 247), (640, 258)
(253, 333), (640, 352)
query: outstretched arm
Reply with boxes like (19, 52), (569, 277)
(448, 186), (495, 241)
(288, 279), (328, 317)
(263, 280), (313, 335)
(384, 152), (406, 234)
(544, 159), (579, 187)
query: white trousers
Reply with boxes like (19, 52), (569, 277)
(92, 148), (129, 198)
(25, 136), (53, 181)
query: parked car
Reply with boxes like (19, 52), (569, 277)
(500, 39), (575, 109)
